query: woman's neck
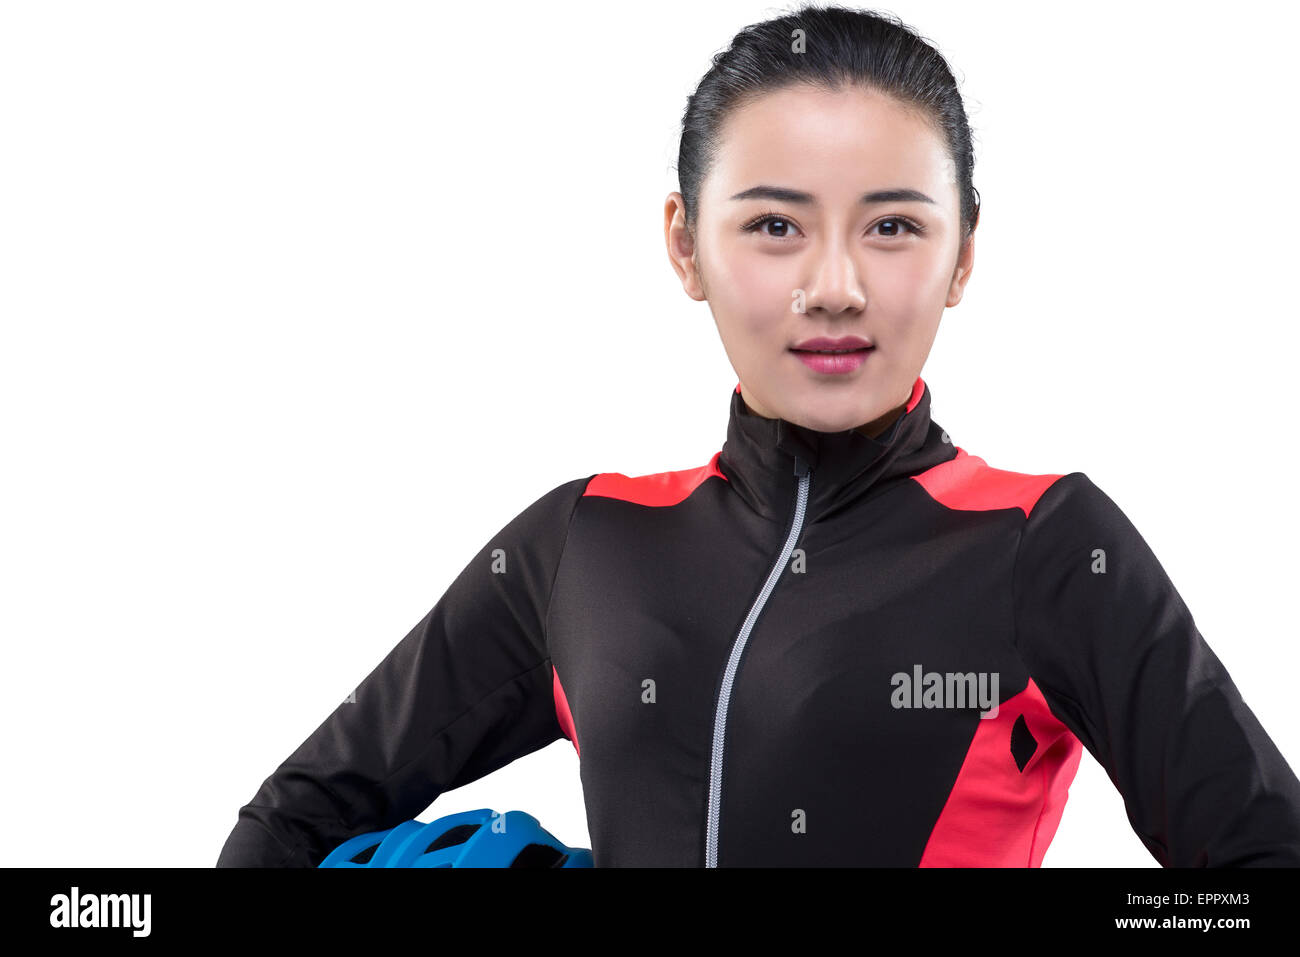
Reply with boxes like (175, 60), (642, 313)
(853, 400), (907, 440)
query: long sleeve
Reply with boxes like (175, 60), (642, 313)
(1011, 471), (1300, 866)
(216, 475), (591, 867)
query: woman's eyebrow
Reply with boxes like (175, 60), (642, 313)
(729, 185), (936, 205)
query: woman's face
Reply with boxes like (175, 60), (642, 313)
(665, 83), (975, 436)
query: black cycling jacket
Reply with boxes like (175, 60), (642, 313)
(216, 376), (1300, 867)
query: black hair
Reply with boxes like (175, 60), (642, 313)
(676, 3), (980, 245)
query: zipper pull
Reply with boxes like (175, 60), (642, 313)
(793, 454), (809, 478)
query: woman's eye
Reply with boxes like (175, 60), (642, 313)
(742, 214), (800, 239)
(871, 217), (924, 238)
(742, 214), (925, 241)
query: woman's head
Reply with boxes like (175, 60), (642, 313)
(665, 4), (979, 437)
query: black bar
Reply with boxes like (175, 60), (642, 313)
(7, 867), (1293, 942)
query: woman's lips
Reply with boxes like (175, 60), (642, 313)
(790, 346), (874, 374)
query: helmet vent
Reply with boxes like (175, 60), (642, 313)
(422, 823), (480, 854)
(511, 843), (567, 868)
(348, 843), (378, 865)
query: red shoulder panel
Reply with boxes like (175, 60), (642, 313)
(912, 448), (1064, 517)
(582, 450), (727, 506)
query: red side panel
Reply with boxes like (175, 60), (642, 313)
(912, 447), (1064, 517)
(910, 451), (1078, 865)
(552, 664), (579, 758)
(582, 450), (727, 506)
(919, 679), (1083, 867)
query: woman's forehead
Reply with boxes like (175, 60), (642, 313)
(706, 87), (955, 207)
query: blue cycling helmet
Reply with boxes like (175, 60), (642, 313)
(317, 808), (593, 868)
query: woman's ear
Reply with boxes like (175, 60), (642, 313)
(946, 228), (975, 308)
(664, 192), (707, 301)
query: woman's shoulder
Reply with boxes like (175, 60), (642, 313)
(911, 443), (1093, 520)
(577, 452), (726, 507)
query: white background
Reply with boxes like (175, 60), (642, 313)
(2, 0), (1297, 867)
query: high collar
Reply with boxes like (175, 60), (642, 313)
(718, 376), (953, 525)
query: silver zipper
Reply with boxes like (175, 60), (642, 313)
(705, 453), (811, 867)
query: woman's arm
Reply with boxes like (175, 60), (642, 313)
(215, 475), (591, 867)
(1012, 472), (1300, 866)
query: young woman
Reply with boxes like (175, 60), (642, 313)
(217, 4), (1300, 867)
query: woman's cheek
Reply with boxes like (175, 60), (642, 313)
(737, 254), (802, 318)
(871, 261), (945, 326)
(710, 250), (794, 326)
